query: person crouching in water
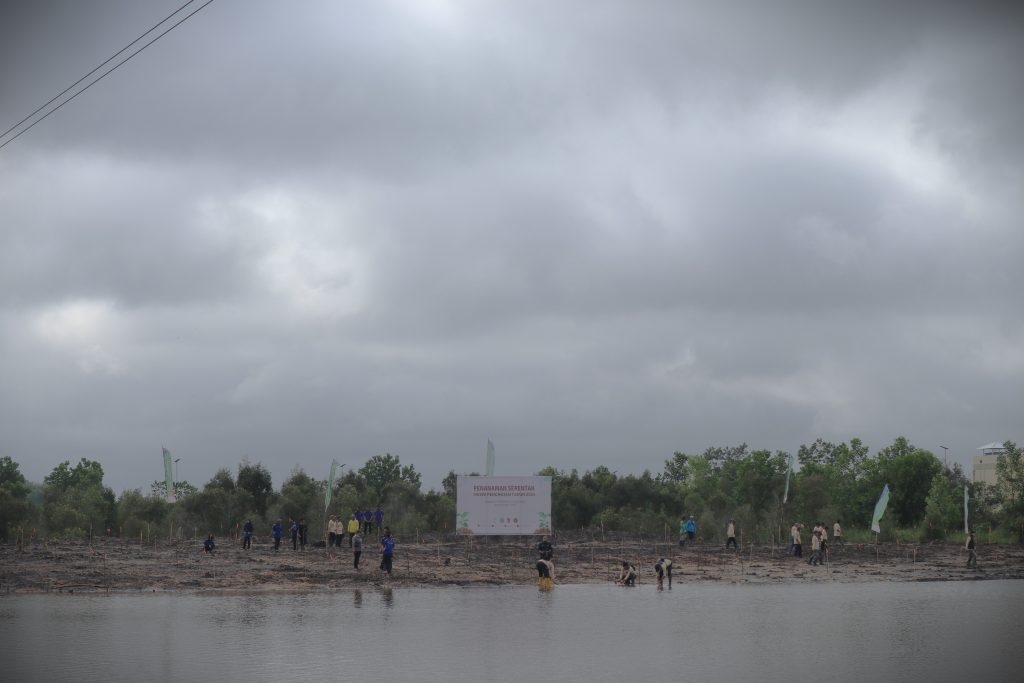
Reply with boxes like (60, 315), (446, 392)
(616, 561), (637, 586)
(654, 558), (673, 588)
(536, 558), (554, 590)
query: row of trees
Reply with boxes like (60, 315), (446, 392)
(1, 439), (1022, 544)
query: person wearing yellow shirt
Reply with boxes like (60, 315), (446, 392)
(347, 515), (360, 547)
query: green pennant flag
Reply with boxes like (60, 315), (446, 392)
(871, 484), (890, 534)
(782, 453), (794, 504)
(162, 447), (175, 503)
(325, 460), (339, 511)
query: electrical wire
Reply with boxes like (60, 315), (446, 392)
(0, 0), (215, 152)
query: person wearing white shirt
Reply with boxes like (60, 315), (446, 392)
(726, 520), (737, 550)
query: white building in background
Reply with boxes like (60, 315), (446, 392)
(972, 442), (1006, 486)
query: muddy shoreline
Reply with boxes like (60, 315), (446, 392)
(3, 535), (1022, 594)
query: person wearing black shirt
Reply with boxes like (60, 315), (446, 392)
(242, 520), (253, 550)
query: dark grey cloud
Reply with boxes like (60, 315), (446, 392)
(0, 1), (1021, 493)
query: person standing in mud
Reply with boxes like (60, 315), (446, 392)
(966, 530), (978, 568)
(272, 519), (283, 551)
(791, 523), (802, 558)
(818, 521), (828, 565)
(808, 526), (821, 566)
(364, 509), (373, 535)
(682, 515), (697, 547)
(354, 509), (364, 536)
(298, 518), (308, 551)
(380, 526), (395, 576)
(290, 518), (299, 551)
(833, 519), (843, 546)
(375, 507), (384, 534)
(726, 519), (738, 550)
(327, 515), (338, 549)
(347, 514), (360, 546)
(242, 520), (254, 550)
(537, 535), (553, 561)
(352, 530), (363, 570)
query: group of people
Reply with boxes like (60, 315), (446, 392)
(790, 520), (842, 565)
(678, 516), (740, 550)
(206, 518), (397, 576)
(326, 514), (361, 549)
(615, 558), (673, 587)
(356, 508), (384, 535)
(240, 518), (310, 552)
(534, 536), (674, 590)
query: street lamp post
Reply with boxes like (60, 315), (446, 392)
(940, 446), (948, 468)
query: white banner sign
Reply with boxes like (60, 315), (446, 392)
(456, 476), (552, 535)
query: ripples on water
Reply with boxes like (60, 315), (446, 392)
(3, 581), (1023, 682)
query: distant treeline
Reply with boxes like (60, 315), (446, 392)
(1, 438), (1022, 544)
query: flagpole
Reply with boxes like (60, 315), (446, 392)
(324, 461), (344, 553)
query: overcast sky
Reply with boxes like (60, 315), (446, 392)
(1, 0), (1021, 494)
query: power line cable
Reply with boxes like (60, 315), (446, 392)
(0, 0), (215, 152)
(0, 0), (200, 142)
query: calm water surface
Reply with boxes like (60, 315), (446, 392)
(3, 581), (1022, 682)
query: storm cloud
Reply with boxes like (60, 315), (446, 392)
(1, 0), (1021, 493)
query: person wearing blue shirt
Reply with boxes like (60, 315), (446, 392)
(272, 520), (283, 551)
(363, 509), (373, 535)
(203, 535), (216, 554)
(682, 516), (697, 547)
(374, 507), (384, 531)
(380, 526), (395, 575)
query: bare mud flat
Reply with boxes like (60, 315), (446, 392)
(2, 533), (1022, 594)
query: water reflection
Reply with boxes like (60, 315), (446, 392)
(3, 582), (1022, 683)
(238, 596), (268, 626)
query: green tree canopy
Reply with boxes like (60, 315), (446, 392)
(359, 454), (421, 501)
(0, 456), (32, 541)
(42, 458), (115, 536)
(237, 461), (274, 518)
